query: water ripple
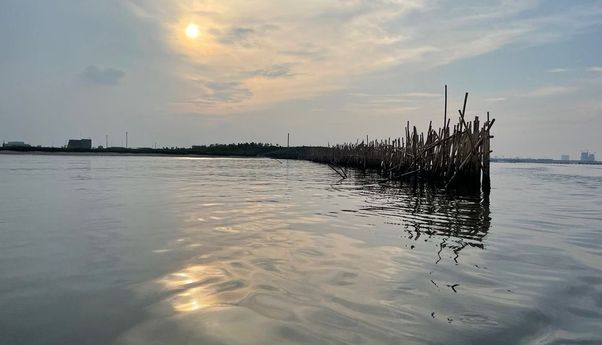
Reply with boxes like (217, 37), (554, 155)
(1, 156), (601, 344)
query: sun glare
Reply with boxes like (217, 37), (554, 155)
(185, 23), (200, 39)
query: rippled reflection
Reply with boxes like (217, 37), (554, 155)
(159, 265), (231, 312)
(330, 173), (491, 263)
(118, 169), (496, 344)
(123, 230), (416, 345)
(2, 156), (601, 345)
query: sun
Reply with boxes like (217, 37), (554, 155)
(185, 23), (200, 39)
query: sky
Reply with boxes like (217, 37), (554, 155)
(1, 0), (601, 158)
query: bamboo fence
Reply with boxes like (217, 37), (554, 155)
(300, 89), (495, 192)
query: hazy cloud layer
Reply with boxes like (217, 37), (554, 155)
(246, 64), (294, 79)
(122, 0), (602, 114)
(201, 81), (253, 104)
(525, 85), (576, 98)
(1, 0), (602, 157)
(81, 65), (125, 86)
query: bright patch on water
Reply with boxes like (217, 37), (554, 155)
(0, 155), (600, 344)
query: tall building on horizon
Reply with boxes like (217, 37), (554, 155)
(580, 151), (595, 162)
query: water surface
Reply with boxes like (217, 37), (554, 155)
(0, 155), (600, 344)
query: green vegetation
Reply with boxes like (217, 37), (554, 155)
(0, 142), (315, 158)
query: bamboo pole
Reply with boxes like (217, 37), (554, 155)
(288, 89), (494, 191)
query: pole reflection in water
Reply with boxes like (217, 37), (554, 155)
(333, 173), (491, 264)
(2, 156), (600, 345)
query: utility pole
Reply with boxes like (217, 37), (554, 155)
(287, 133), (290, 148)
(125, 132), (128, 149)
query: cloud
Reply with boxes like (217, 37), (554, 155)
(123, 0), (602, 113)
(402, 92), (441, 98)
(210, 27), (256, 46)
(548, 68), (568, 73)
(525, 85), (576, 98)
(246, 64), (294, 79)
(175, 80), (253, 108)
(589, 66), (602, 72)
(485, 97), (507, 102)
(80, 65), (125, 85)
(345, 101), (420, 115)
(206, 81), (252, 103)
(345, 92), (438, 110)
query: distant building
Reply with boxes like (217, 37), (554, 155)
(580, 151), (595, 162)
(67, 139), (92, 149)
(2, 141), (30, 147)
(561, 154), (570, 161)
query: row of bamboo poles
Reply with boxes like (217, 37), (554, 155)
(301, 87), (495, 192)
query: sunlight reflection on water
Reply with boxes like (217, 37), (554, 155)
(0, 156), (601, 345)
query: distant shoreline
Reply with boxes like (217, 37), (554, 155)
(2, 148), (600, 166)
(0, 144), (291, 159)
(0, 150), (255, 159)
(491, 158), (602, 165)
